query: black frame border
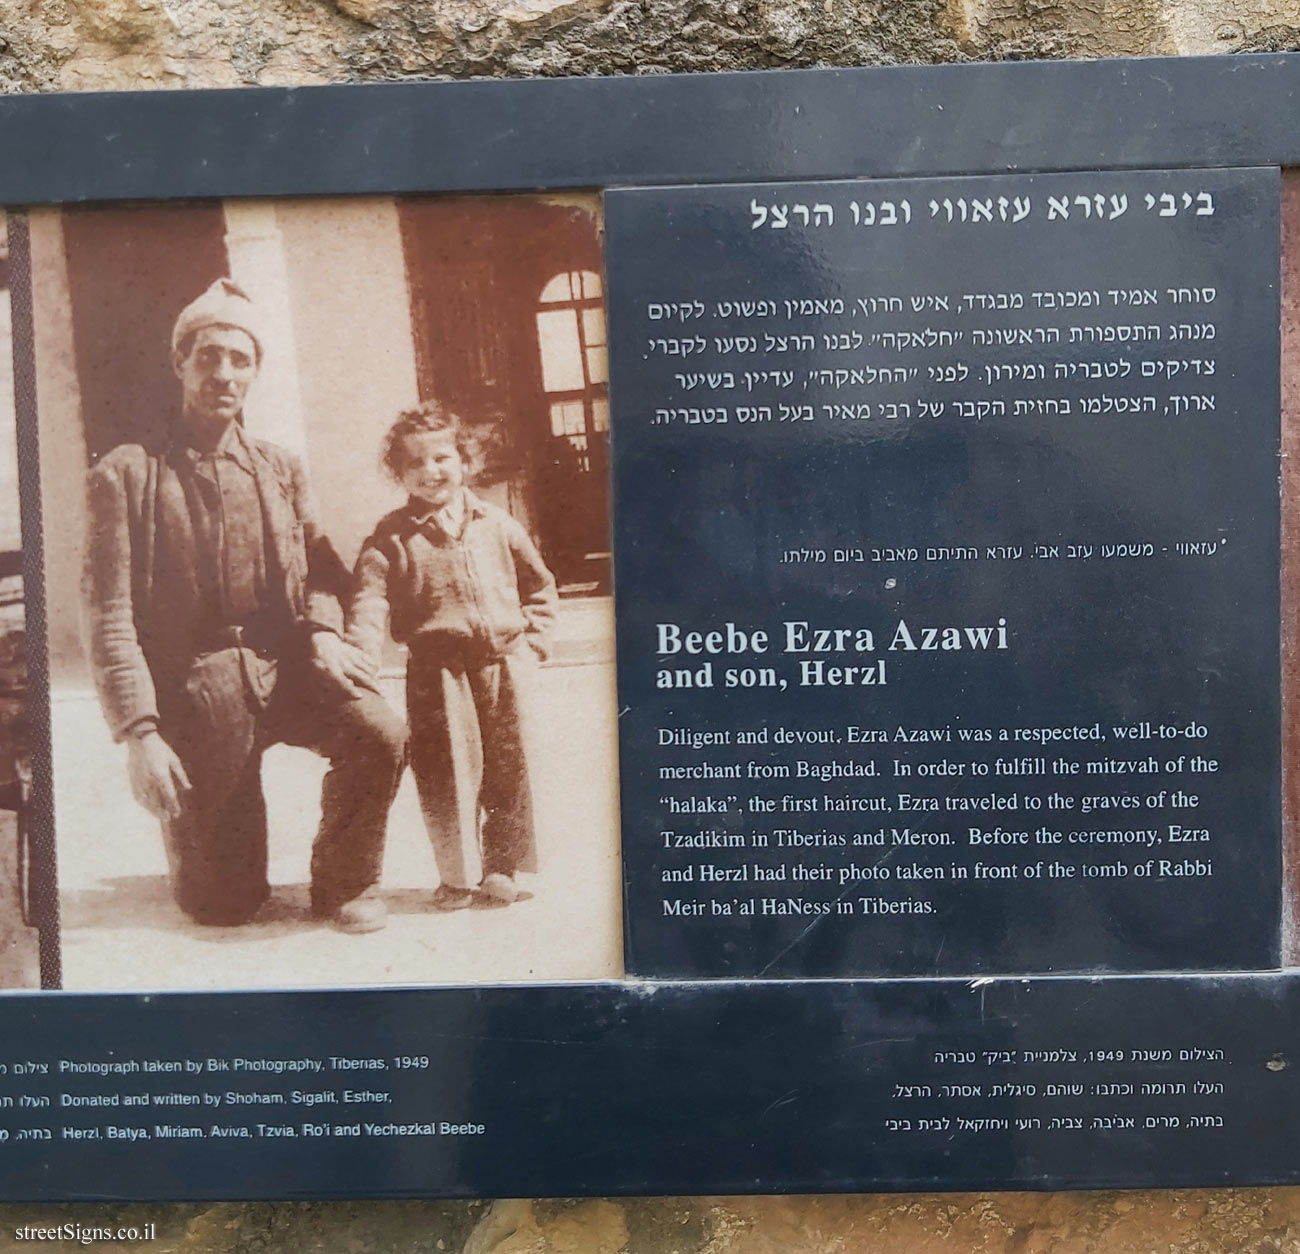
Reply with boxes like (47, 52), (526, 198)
(0, 54), (1297, 204)
(2, 53), (1299, 1202)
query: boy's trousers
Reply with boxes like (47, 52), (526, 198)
(406, 641), (539, 891)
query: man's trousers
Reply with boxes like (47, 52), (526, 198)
(156, 646), (407, 926)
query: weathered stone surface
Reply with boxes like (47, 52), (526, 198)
(6, 1191), (1300, 1251)
(0, 0), (1297, 93)
(945, 0), (1164, 58)
(1238, 23), (1300, 52)
(1162, 0), (1300, 54)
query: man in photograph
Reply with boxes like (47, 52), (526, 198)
(81, 278), (406, 934)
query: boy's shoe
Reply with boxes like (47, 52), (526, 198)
(478, 873), (520, 905)
(431, 884), (474, 912)
(317, 889), (387, 934)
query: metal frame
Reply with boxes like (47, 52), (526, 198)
(1, 54), (1299, 1202)
(0, 55), (1297, 204)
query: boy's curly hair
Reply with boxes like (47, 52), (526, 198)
(380, 400), (476, 483)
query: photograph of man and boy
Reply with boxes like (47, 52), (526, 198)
(19, 193), (621, 991)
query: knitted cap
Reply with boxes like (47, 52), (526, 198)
(171, 278), (266, 362)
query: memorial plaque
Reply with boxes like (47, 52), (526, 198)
(1, 58), (1299, 1202)
(607, 168), (1281, 979)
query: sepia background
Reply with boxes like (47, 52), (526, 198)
(2, 0), (1300, 1247)
(24, 192), (622, 991)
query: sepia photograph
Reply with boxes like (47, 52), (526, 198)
(0, 218), (38, 990)
(18, 192), (622, 991)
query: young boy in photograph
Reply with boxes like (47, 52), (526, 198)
(348, 403), (558, 910)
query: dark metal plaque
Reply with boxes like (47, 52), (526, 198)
(608, 168), (1280, 979)
(1, 976), (1299, 1200)
(0, 58), (1297, 1203)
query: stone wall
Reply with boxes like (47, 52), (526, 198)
(0, 0), (1297, 93)
(2, 1191), (1300, 1251)
(2, 0), (1299, 1247)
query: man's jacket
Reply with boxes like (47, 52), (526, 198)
(82, 425), (350, 741)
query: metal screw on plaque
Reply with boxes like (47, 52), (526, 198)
(1266, 1055), (1288, 1072)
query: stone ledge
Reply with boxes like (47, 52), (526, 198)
(0, 0), (1295, 92)
(4, 1191), (1300, 1251)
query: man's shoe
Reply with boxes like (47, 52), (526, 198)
(319, 891), (387, 934)
(478, 873), (520, 906)
(431, 884), (474, 912)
